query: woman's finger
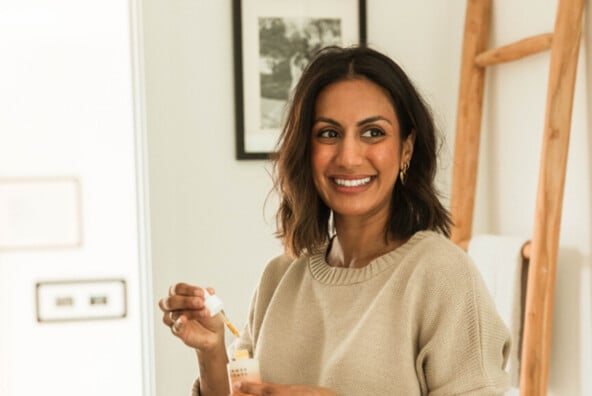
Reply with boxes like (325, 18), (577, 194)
(162, 307), (211, 330)
(159, 294), (206, 312)
(233, 381), (268, 395)
(158, 297), (170, 312)
(168, 283), (205, 297)
(169, 311), (178, 323)
(170, 315), (222, 350)
(232, 382), (335, 396)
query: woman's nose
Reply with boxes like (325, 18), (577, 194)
(335, 135), (363, 168)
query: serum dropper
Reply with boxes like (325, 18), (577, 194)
(203, 289), (241, 338)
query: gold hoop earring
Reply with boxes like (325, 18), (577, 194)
(399, 162), (409, 185)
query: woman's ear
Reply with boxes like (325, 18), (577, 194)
(401, 130), (416, 164)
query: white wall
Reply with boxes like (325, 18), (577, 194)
(142, 2), (283, 394)
(143, 1), (591, 395)
(0, 1), (153, 395)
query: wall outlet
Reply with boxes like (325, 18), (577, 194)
(36, 279), (127, 322)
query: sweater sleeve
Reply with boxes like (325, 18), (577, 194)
(227, 254), (294, 359)
(190, 255), (294, 395)
(415, 254), (511, 396)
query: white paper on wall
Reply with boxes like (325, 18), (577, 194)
(0, 177), (82, 250)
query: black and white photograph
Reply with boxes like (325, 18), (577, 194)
(234, 0), (366, 159)
(259, 17), (341, 131)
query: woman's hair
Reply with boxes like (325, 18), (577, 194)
(272, 45), (451, 257)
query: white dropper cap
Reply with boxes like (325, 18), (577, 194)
(203, 289), (224, 317)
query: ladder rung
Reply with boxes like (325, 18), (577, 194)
(458, 239), (532, 260)
(475, 33), (553, 67)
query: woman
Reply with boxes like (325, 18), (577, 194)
(159, 45), (511, 396)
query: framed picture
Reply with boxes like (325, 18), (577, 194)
(233, 0), (367, 160)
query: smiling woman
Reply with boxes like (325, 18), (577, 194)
(158, 45), (511, 396)
(310, 78), (412, 244)
(276, 46), (451, 259)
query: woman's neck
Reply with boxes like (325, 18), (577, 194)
(327, 218), (406, 268)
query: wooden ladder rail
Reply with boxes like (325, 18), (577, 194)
(449, 0), (585, 395)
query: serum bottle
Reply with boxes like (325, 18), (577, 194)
(227, 349), (261, 391)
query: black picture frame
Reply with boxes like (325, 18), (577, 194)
(233, 0), (367, 160)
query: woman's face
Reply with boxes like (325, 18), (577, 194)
(310, 78), (413, 223)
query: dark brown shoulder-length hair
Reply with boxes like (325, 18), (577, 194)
(272, 45), (451, 257)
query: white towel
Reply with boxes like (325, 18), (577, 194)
(468, 234), (529, 390)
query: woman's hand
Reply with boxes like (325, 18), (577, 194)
(158, 282), (225, 351)
(232, 381), (337, 396)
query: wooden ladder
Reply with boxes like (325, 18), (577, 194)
(449, 0), (585, 394)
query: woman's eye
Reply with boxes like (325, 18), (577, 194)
(317, 129), (339, 138)
(361, 128), (385, 138)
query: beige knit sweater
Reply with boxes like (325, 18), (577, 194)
(194, 231), (511, 395)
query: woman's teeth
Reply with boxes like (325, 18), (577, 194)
(333, 177), (371, 187)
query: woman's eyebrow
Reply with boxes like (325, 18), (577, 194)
(313, 117), (340, 126)
(357, 116), (392, 126)
(313, 115), (392, 126)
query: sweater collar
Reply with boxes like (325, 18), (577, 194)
(308, 231), (429, 285)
